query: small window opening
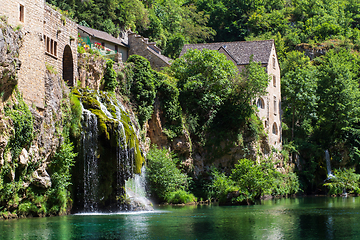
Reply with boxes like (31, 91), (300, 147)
(19, 4), (24, 23)
(273, 57), (276, 69)
(46, 37), (50, 53)
(273, 75), (276, 87)
(272, 123), (278, 135)
(264, 120), (268, 128)
(101, 42), (105, 47)
(257, 98), (265, 109)
(54, 42), (57, 57)
(50, 39), (54, 55)
(115, 45), (118, 53)
(274, 96), (277, 114)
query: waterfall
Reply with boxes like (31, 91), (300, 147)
(75, 89), (150, 213)
(81, 109), (99, 212)
(325, 150), (334, 179)
(125, 166), (153, 211)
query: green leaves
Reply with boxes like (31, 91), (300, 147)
(209, 158), (300, 204)
(127, 55), (156, 127)
(103, 60), (118, 92)
(146, 146), (190, 202)
(324, 168), (360, 195)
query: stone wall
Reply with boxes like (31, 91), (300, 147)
(44, 5), (78, 87)
(0, 2), (78, 108)
(260, 44), (281, 150)
(0, 0), (46, 109)
(128, 33), (170, 70)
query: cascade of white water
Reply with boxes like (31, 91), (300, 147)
(125, 166), (153, 211)
(325, 150), (334, 179)
(79, 90), (150, 212)
(82, 109), (99, 212)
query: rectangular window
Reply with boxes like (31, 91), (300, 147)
(274, 96), (277, 114)
(54, 42), (57, 57)
(19, 4), (24, 23)
(115, 45), (118, 53)
(46, 37), (50, 53)
(45, 36), (58, 58)
(273, 57), (276, 69)
(273, 75), (276, 87)
(50, 39), (54, 55)
(101, 42), (105, 47)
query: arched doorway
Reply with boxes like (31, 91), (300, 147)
(63, 45), (74, 86)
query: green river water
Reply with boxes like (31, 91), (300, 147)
(1, 196), (360, 239)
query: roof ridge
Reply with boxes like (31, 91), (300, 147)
(184, 39), (274, 46)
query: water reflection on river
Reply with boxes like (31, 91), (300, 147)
(1, 197), (360, 239)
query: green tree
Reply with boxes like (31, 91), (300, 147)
(103, 60), (117, 92)
(126, 55), (156, 127)
(170, 49), (237, 136)
(281, 51), (318, 142)
(315, 49), (360, 163)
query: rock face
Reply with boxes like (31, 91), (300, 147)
(78, 53), (106, 90)
(0, 20), (22, 101)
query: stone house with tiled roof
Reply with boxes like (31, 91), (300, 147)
(78, 25), (129, 62)
(180, 40), (282, 149)
(78, 26), (171, 70)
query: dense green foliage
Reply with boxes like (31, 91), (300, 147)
(209, 159), (300, 204)
(154, 72), (183, 139)
(324, 168), (360, 195)
(47, 142), (77, 214)
(146, 146), (194, 203)
(126, 55), (156, 127)
(103, 60), (118, 92)
(4, 92), (34, 160)
(170, 49), (269, 143)
(46, 0), (360, 197)
(0, 91), (77, 218)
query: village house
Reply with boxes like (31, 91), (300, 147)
(78, 25), (128, 62)
(180, 40), (282, 149)
(0, 0), (78, 109)
(78, 26), (171, 70)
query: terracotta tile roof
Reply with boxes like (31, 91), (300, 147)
(78, 25), (128, 48)
(180, 40), (274, 65)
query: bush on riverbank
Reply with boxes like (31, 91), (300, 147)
(324, 168), (360, 195)
(209, 158), (300, 205)
(146, 146), (194, 204)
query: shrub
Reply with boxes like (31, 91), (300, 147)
(47, 141), (77, 214)
(4, 92), (34, 159)
(324, 168), (360, 195)
(146, 146), (190, 202)
(209, 158), (301, 204)
(103, 60), (118, 92)
(165, 190), (196, 204)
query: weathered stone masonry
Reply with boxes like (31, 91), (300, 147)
(0, 1), (77, 109)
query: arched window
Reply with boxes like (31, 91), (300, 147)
(272, 122), (278, 135)
(257, 97), (265, 109)
(63, 45), (74, 86)
(274, 96), (277, 114)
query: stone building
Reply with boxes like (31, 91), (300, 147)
(128, 32), (172, 70)
(180, 40), (282, 149)
(0, 1), (78, 109)
(78, 25), (129, 62)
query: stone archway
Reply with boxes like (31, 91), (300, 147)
(63, 45), (74, 86)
